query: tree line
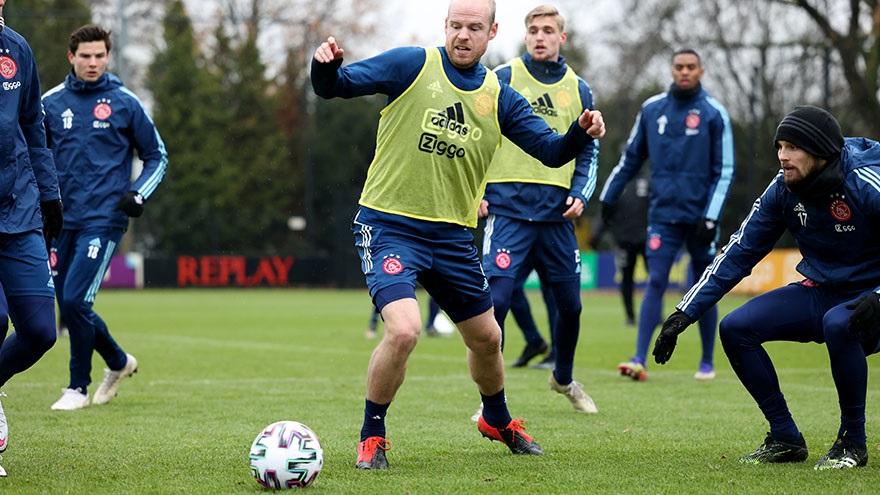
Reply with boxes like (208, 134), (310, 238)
(9, 0), (880, 259)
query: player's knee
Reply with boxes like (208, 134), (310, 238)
(822, 306), (851, 343)
(28, 325), (57, 354)
(489, 277), (515, 307)
(719, 311), (749, 348)
(556, 297), (582, 318)
(383, 323), (421, 352)
(57, 296), (86, 320)
(463, 326), (501, 355)
(645, 273), (670, 293)
(472, 334), (501, 356)
(11, 299), (57, 353)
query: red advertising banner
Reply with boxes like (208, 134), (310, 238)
(176, 255), (296, 287)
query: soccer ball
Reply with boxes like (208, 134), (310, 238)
(249, 421), (323, 489)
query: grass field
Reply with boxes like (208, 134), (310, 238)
(1, 288), (879, 494)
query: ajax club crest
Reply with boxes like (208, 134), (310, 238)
(829, 198), (851, 222)
(494, 249), (511, 270)
(0, 55), (17, 79)
(382, 254), (403, 275)
(93, 101), (112, 120)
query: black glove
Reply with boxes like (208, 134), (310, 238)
(40, 199), (64, 242)
(601, 202), (617, 225)
(116, 191), (144, 217)
(695, 218), (717, 245)
(846, 293), (880, 339)
(652, 310), (695, 364)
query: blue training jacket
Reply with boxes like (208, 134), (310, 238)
(484, 53), (599, 222)
(42, 71), (168, 230)
(0, 26), (59, 234)
(599, 84), (735, 225)
(678, 137), (880, 319)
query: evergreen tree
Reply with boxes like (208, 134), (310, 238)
(145, 0), (226, 255)
(8, 0), (91, 91)
(210, 24), (290, 255)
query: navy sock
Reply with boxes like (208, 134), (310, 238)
(838, 428), (867, 447)
(770, 426), (802, 444)
(360, 399), (390, 441)
(480, 389), (512, 428)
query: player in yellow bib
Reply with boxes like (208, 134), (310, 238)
(311, 0), (605, 469)
(480, 4), (599, 414)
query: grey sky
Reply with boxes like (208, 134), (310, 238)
(389, 0), (624, 62)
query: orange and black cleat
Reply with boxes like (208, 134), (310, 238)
(356, 436), (391, 469)
(477, 417), (543, 455)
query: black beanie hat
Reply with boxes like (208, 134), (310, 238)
(774, 105), (844, 158)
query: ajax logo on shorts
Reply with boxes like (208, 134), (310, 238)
(494, 249), (511, 270)
(382, 254), (403, 275)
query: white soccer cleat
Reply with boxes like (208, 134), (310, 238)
(93, 353), (138, 405)
(51, 388), (90, 411)
(0, 392), (7, 453)
(550, 375), (598, 413)
(694, 362), (716, 381)
(470, 403), (484, 422)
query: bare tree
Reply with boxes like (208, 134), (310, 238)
(597, 0), (879, 136)
(775, 0), (880, 135)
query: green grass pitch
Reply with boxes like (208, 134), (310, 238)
(1, 288), (879, 493)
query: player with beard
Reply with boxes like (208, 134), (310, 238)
(653, 106), (880, 470)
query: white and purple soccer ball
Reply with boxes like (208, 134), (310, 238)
(249, 421), (323, 489)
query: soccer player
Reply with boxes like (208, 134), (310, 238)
(590, 167), (650, 326)
(42, 25), (168, 411)
(653, 106), (880, 470)
(310, 0), (605, 469)
(599, 49), (735, 381)
(0, 0), (64, 470)
(480, 4), (598, 413)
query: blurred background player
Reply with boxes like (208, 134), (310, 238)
(480, 4), (598, 413)
(599, 48), (734, 382)
(42, 25), (168, 410)
(0, 0), (64, 471)
(590, 166), (649, 326)
(508, 282), (557, 369)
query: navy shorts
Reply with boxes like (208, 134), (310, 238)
(352, 208), (493, 323)
(0, 230), (54, 297)
(481, 214), (581, 282)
